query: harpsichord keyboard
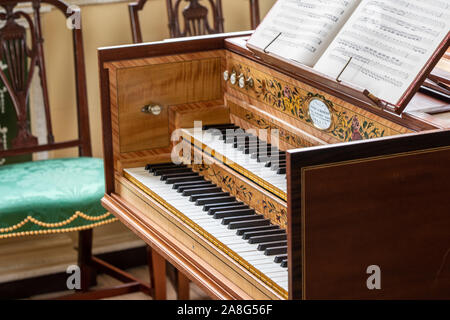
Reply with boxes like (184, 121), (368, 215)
(125, 162), (288, 291)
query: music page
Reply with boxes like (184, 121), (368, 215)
(314, 0), (450, 104)
(247, 0), (361, 66)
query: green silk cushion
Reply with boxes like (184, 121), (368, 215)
(0, 157), (116, 238)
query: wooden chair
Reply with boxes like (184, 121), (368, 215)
(129, 0), (261, 43)
(0, 0), (154, 299)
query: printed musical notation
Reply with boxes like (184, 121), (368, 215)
(314, 0), (450, 104)
(247, 0), (449, 105)
(247, 0), (361, 66)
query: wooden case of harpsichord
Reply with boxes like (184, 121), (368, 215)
(99, 32), (450, 300)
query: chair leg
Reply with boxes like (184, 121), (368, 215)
(78, 229), (97, 291)
(148, 246), (166, 300)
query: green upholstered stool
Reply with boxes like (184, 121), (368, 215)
(0, 157), (116, 239)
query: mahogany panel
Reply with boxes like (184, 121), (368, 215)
(302, 147), (450, 299)
(288, 130), (450, 299)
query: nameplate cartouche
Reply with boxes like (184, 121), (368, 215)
(308, 99), (332, 130)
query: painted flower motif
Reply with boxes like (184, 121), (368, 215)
(284, 87), (292, 98)
(351, 116), (363, 141)
(254, 74), (387, 142)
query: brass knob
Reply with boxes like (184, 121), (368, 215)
(238, 74), (254, 89)
(141, 104), (162, 115)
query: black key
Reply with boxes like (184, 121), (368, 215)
(216, 126), (240, 132)
(207, 124), (239, 131)
(265, 246), (287, 256)
(203, 124), (237, 130)
(152, 164), (188, 170)
(165, 176), (203, 184)
(233, 133), (253, 144)
(277, 168), (286, 175)
(196, 196), (235, 206)
(234, 140), (258, 149)
(236, 225), (279, 236)
(172, 180), (210, 189)
(236, 138), (258, 146)
(242, 229), (285, 240)
(243, 143), (261, 153)
(202, 201), (244, 212)
(248, 139), (268, 154)
(269, 159), (287, 166)
(257, 241), (287, 251)
(190, 192), (229, 202)
(281, 259), (288, 268)
(249, 144), (269, 155)
(228, 219), (271, 230)
(154, 167), (192, 176)
(208, 204), (249, 215)
(237, 142), (259, 151)
(176, 182), (214, 192)
(250, 146), (272, 158)
(213, 209), (255, 219)
(147, 164), (183, 172)
(182, 187), (222, 196)
(244, 146), (261, 154)
(248, 233), (287, 244)
(160, 172), (198, 181)
(274, 254), (287, 263)
(145, 163), (177, 169)
(220, 129), (242, 140)
(233, 138), (254, 147)
(222, 215), (262, 225)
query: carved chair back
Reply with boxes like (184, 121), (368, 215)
(0, 0), (91, 158)
(167, 0), (223, 38)
(129, 0), (260, 43)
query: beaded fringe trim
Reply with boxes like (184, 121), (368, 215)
(0, 211), (118, 239)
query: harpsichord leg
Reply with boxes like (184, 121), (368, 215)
(149, 247), (167, 300)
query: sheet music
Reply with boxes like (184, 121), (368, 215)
(314, 0), (450, 104)
(247, 0), (361, 66)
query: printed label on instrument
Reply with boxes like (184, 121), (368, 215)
(308, 99), (332, 130)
